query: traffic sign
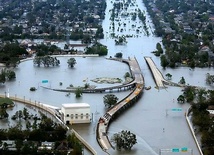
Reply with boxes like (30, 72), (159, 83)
(160, 148), (192, 154)
(172, 148), (179, 152)
(171, 108), (182, 112)
(42, 80), (48, 83)
(181, 147), (188, 152)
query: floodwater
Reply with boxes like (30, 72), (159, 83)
(0, 0), (213, 155)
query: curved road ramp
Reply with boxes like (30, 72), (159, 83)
(96, 57), (144, 153)
(144, 56), (184, 88)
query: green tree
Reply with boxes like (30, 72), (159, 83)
(75, 87), (82, 98)
(15, 139), (23, 153)
(85, 42), (108, 56)
(165, 73), (172, 80)
(64, 44), (69, 50)
(156, 42), (163, 54)
(6, 70), (16, 80)
(124, 72), (131, 78)
(84, 83), (90, 89)
(0, 108), (9, 119)
(115, 52), (123, 58)
(115, 36), (127, 45)
(103, 94), (118, 108)
(206, 73), (214, 85)
(177, 95), (185, 103)
(0, 43), (28, 66)
(112, 130), (137, 150)
(67, 134), (83, 155)
(67, 58), (77, 68)
(33, 56), (42, 67)
(0, 69), (6, 84)
(33, 56), (60, 67)
(183, 86), (195, 102)
(179, 76), (186, 85)
(7, 126), (24, 140)
(23, 107), (30, 120)
(160, 55), (169, 68)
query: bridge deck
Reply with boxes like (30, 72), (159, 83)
(96, 57), (144, 152)
(144, 57), (165, 88)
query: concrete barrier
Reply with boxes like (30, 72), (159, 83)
(185, 108), (203, 155)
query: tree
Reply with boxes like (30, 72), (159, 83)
(160, 55), (169, 68)
(33, 56), (42, 67)
(23, 108), (30, 120)
(206, 73), (214, 85)
(84, 83), (90, 89)
(67, 134), (83, 155)
(179, 76), (186, 85)
(115, 52), (123, 58)
(156, 42), (163, 54)
(6, 70), (16, 80)
(85, 42), (108, 56)
(103, 94), (118, 108)
(115, 36), (127, 45)
(75, 87), (82, 98)
(67, 58), (76, 68)
(0, 43), (28, 66)
(0, 69), (6, 84)
(15, 139), (23, 153)
(165, 73), (172, 80)
(177, 95), (185, 103)
(196, 88), (207, 103)
(111, 130), (137, 150)
(0, 108), (9, 119)
(64, 44), (69, 50)
(33, 56), (60, 67)
(124, 72), (131, 78)
(183, 86), (195, 102)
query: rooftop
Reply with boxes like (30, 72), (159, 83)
(62, 103), (90, 108)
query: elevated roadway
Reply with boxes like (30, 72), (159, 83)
(96, 57), (144, 152)
(144, 56), (186, 88)
(144, 56), (166, 88)
(50, 58), (141, 93)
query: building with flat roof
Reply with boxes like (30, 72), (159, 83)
(61, 103), (91, 124)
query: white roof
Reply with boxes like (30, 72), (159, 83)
(208, 110), (214, 114)
(62, 103), (90, 108)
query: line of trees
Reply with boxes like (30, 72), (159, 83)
(177, 87), (214, 155)
(85, 42), (108, 56)
(0, 42), (28, 67)
(0, 109), (83, 155)
(33, 56), (60, 67)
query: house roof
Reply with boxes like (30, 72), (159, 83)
(62, 103), (90, 108)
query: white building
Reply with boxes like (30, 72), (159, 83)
(61, 103), (91, 125)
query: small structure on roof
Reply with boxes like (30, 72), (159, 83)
(61, 103), (91, 125)
(38, 141), (55, 151)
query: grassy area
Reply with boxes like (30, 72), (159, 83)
(0, 97), (14, 107)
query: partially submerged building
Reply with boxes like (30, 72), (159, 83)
(61, 103), (91, 125)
